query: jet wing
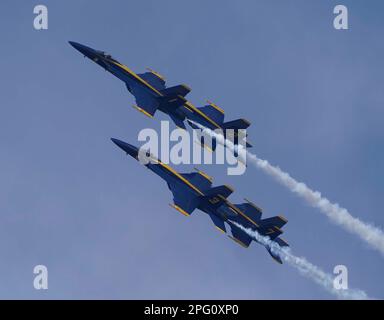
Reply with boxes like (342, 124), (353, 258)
(228, 223), (253, 248)
(180, 172), (212, 191)
(168, 182), (200, 216)
(234, 201), (263, 222)
(129, 84), (159, 117)
(197, 103), (225, 125)
(137, 72), (166, 91)
(208, 213), (226, 233)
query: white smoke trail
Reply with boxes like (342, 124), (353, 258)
(232, 222), (369, 299)
(191, 122), (384, 256)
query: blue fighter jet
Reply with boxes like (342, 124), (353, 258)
(69, 41), (190, 128)
(69, 41), (252, 147)
(111, 138), (288, 263)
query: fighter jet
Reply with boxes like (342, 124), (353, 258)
(69, 41), (252, 147)
(69, 41), (191, 128)
(111, 138), (288, 263)
(185, 100), (252, 149)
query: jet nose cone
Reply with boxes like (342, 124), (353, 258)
(68, 41), (82, 51)
(68, 41), (98, 59)
(111, 138), (139, 159)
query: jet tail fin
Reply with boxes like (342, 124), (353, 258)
(222, 118), (252, 148)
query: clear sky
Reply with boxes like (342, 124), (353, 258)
(0, 0), (383, 299)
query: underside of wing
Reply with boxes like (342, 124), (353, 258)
(228, 223), (253, 248)
(208, 213), (226, 233)
(129, 84), (159, 117)
(168, 182), (200, 216)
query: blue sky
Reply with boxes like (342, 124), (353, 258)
(0, 0), (383, 299)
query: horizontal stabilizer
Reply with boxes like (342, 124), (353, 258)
(160, 84), (191, 98)
(223, 118), (251, 130)
(209, 214), (226, 233)
(205, 185), (234, 199)
(157, 84), (190, 111)
(261, 216), (288, 229)
(158, 94), (187, 110)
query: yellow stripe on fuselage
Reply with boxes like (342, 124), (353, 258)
(206, 100), (225, 114)
(110, 60), (163, 96)
(146, 67), (166, 81)
(110, 60), (221, 131)
(215, 226), (226, 234)
(225, 200), (260, 228)
(184, 101), (221, 129)
(132, 105), (154, 118)
(155, 160), (204, 196)
(244, 198), (263, 213)
(278, 237), (289, 246)
(183, 105), (194, 113)
(170, 204), (190, 216)
(193, 139), (213, 153)
(194, 169), (213, 182)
